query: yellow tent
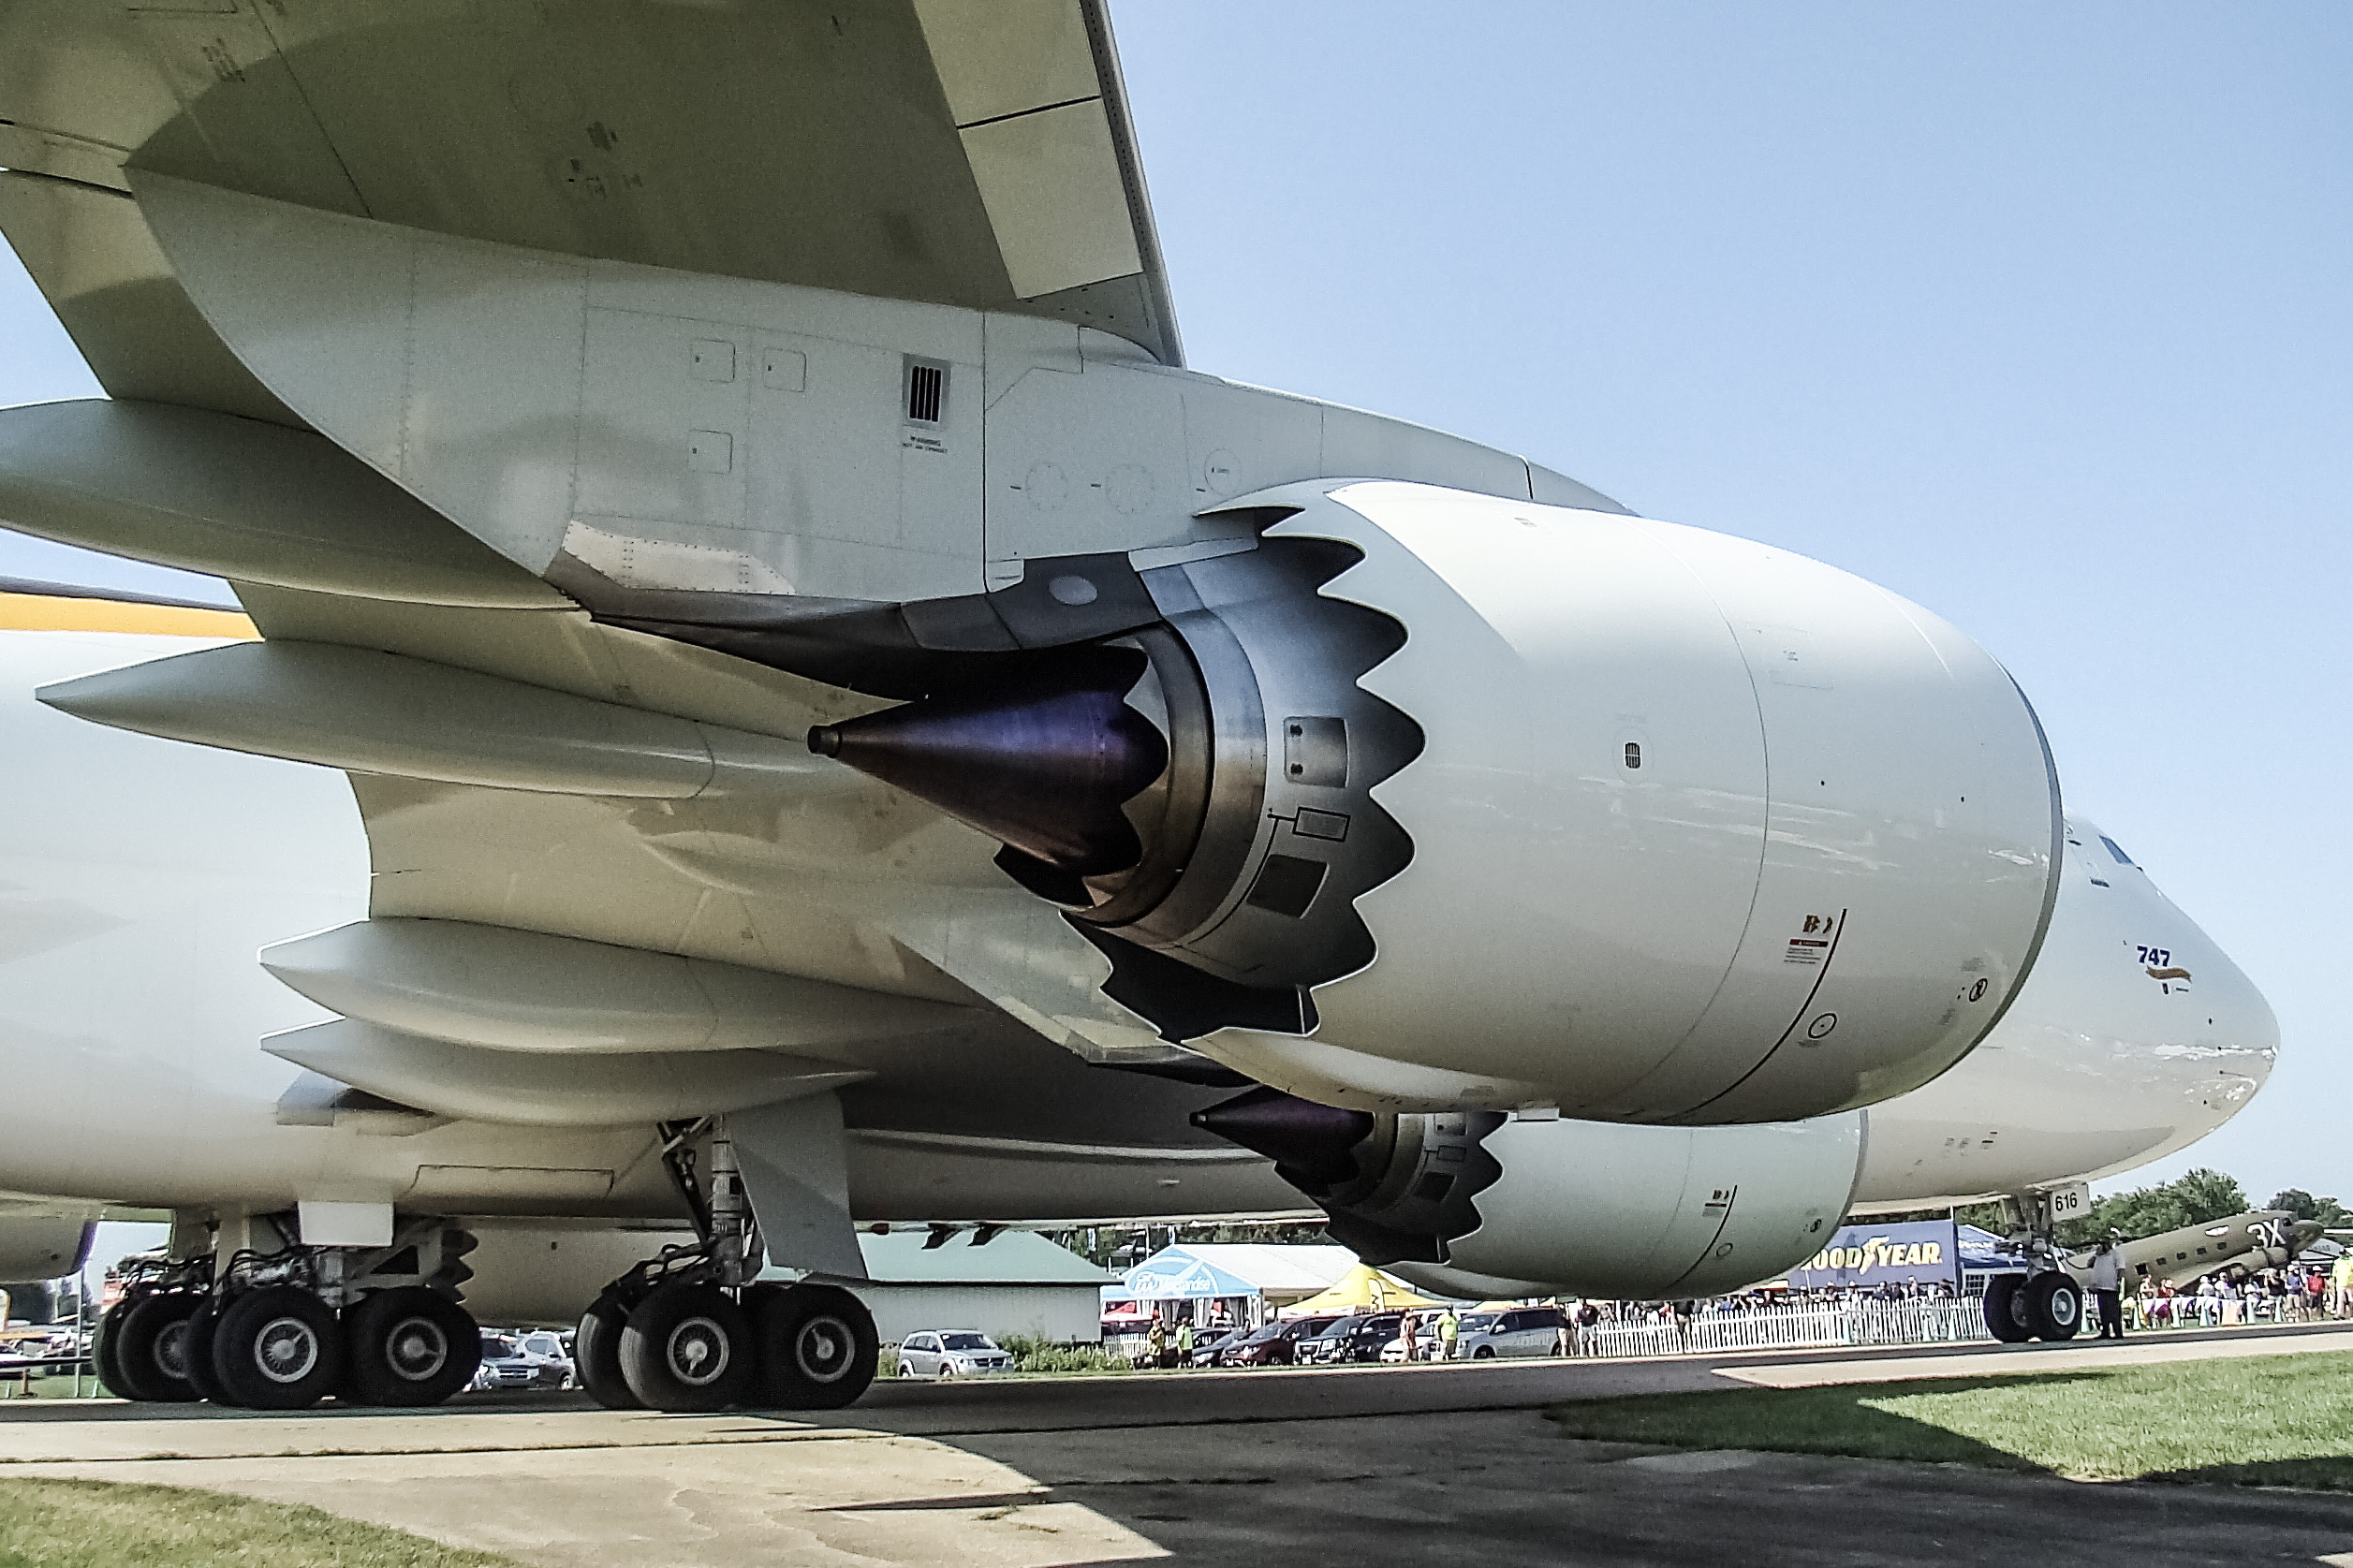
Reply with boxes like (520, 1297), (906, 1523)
(1278, 1264), (1444, 1318)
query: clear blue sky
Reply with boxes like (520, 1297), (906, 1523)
(1, 3), (2344, 1205)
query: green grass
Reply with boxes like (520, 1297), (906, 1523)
(1546, 1348), (2353, 1489)
(0, 1478), (525, 1568)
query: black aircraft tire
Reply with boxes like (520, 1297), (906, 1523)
(619, 1282), (751, 1413)
(2023, 1272), (2084, 1341)
(752, 1283), (879, 1411)
(181, 1303), (234, 1405)
(345, 1289), (479, 1407)
(115, 1293), (202, 1402)
(575, 1294), (642, 1410)
(1981, 1275), (2035, 1343)
(212, 1286), (344, 1410)
(93, 1300), (137, 1399)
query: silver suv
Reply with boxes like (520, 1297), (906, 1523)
(894, 1330), (1014, 1378)
(1456, 1306), (1567, 1359)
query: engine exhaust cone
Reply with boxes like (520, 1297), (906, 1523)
(1191, 1086), (1373, 1195)
(807, 655), (1168, 877)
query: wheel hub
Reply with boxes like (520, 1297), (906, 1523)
(666, 1315), (731, 1385)
(794, 1316), (853, 1383)
(153, 1319), (188, 1381)
(255, 1316), (320, 1384)
(388, 1317), (449, 1381)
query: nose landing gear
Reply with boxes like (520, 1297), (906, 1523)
(1981, 1269), (2083, 1343)
(1980, 1190), (2087, 1344)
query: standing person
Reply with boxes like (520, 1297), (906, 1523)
(2088, 1237), (2126, 1340)
(1577, 1299), (1601, 1357)
(1175, 1320), (1193, 1366)
(1148, 1316), (1167, 1370)
(1436, 1306), (1460, 1362)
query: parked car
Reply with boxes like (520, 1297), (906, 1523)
(1217, 1314), (1342, 1367)
(1295, 1312), (1405, 1365)
(471, 1328), (573, 1390)
(1377, 1307), (1568, 1362)
(895, 1330), (1014, 1378)
(1458, 1306), (1567, 1359)
(1329, 1312), (1408, 1364)
(1186, 1326), (1245, 1368)
(1293, 1315), (1358, 1365)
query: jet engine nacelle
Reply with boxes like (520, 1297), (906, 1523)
(816, 480), (2061, 1124)
(0, 1217), (95, 1282)
(1196, 1088), (1864, 1299)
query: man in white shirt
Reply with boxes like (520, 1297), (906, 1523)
(2088, 1236), (2128, 1339)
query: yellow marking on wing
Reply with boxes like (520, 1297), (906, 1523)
(0, 593), (256, 638)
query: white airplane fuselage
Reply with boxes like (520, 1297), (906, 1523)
(0, 621), (2277, 1235)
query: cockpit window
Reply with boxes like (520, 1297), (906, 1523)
(2099, 836), (2135, 866)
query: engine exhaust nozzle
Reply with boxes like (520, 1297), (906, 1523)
(1192, 1086), (1374, 1194)
(806, 653), (1167, 878)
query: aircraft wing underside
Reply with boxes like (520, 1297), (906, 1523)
(0, 0), (1238, 1129)
(0, 0), (1182, 421)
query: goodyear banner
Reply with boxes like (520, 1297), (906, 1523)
(1785, 1219), (1961, 1289)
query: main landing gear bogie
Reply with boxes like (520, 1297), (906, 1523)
(576, 1277), (880, 1414)
(571, 1116), (882, 1414)
(98, 1227), (488, 1413)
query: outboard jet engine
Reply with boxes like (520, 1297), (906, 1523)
(1196, 1086), (1865, 1300)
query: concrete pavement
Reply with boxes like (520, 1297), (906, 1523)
(6, 1321), (2352, 1565)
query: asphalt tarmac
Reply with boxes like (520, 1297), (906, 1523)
(7, 1322), (2353, 1566)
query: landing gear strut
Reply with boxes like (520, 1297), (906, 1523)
(579, 1120), (880, 1414)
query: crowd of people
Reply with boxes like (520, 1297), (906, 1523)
(2127, 1257), (2343, 1329)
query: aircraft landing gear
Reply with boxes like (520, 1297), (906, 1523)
(578, 1121), (880, 1414)
(103, 1217), (483, 1411)
(1982, 1191), (2088, 1344)
(574, 1293), (642, 1410)
(619, 1282), (752, 1412)
(182, 1300), (233, 1404)
(212, 1286), (344, 1410)
(109, 1291), (204, 1402)
(343, 1286), (480, 1406)
(2022, 1272), (2084, 1341)
(750, 1282), (879, 1410)
(1981, 1275), (2034, 1342)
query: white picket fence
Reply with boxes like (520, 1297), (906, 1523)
(1581, 1297), (1990, 1359)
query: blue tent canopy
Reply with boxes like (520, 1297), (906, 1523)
(1957, 1224), (2024, 1272)
(1106, 1253), (1259, 1301)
